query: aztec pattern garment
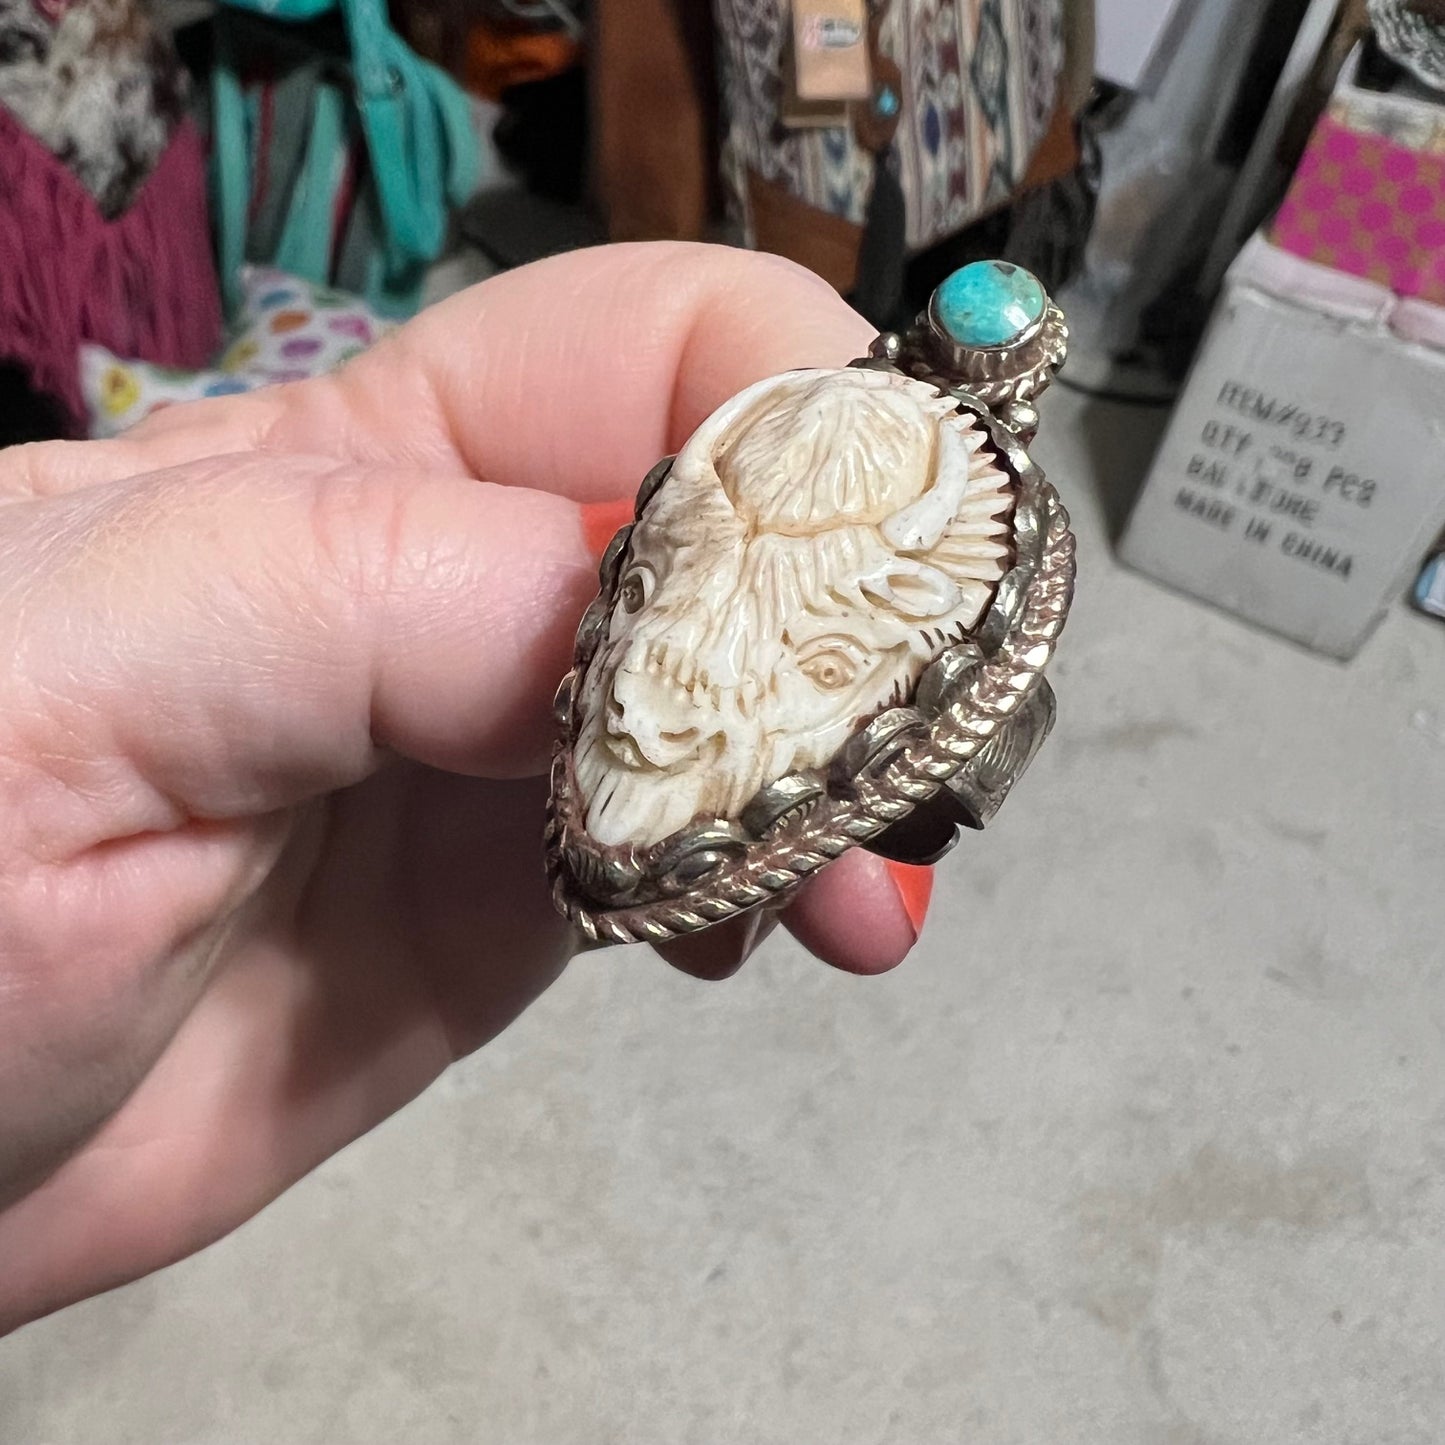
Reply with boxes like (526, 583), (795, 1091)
(713, 0), (1064, 252)
(0, 0), (186, 217)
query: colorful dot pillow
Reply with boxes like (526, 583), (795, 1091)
(80, 268), (397, 438)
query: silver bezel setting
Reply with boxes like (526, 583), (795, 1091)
(545, 262), (1074, 945)
(545, 393), (1074, 946)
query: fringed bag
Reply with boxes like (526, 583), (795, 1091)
(209, 0), (480, 320)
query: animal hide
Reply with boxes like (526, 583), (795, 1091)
(0, 0), (187, 218)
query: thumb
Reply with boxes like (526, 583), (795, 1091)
(0, 453), (597, 854)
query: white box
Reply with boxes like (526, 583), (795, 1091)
(1119, 236), (1445, 659)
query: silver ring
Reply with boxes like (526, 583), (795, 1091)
(546, 260), (1075, 945)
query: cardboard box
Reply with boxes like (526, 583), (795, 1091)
(1119, 235), (1445, 658)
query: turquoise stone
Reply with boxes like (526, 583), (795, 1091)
(934, 260), (1046, 349)
(876, 85), (900, 117)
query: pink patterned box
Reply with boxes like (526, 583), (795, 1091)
(1272, 72), (1445, 303)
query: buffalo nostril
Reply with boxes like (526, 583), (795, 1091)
(659, 728), (699, 747)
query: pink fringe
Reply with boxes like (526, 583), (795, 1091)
(0, 107), (222, 436)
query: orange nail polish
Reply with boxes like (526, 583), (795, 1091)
(580, 497), (635, 561)
(884, 860), (933, 939)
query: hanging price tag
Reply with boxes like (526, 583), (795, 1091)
(790, 0), (871, 101)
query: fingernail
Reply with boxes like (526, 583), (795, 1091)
(884, 860), (933, 942)
(580, 497), (635, 561)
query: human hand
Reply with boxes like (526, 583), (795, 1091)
(0, 244), (932, 1334)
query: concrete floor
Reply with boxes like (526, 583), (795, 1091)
(2, 380), (1442, 1444)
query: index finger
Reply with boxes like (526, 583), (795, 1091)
(5, 244), (872, 505)
(309, 241), (875, 499)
